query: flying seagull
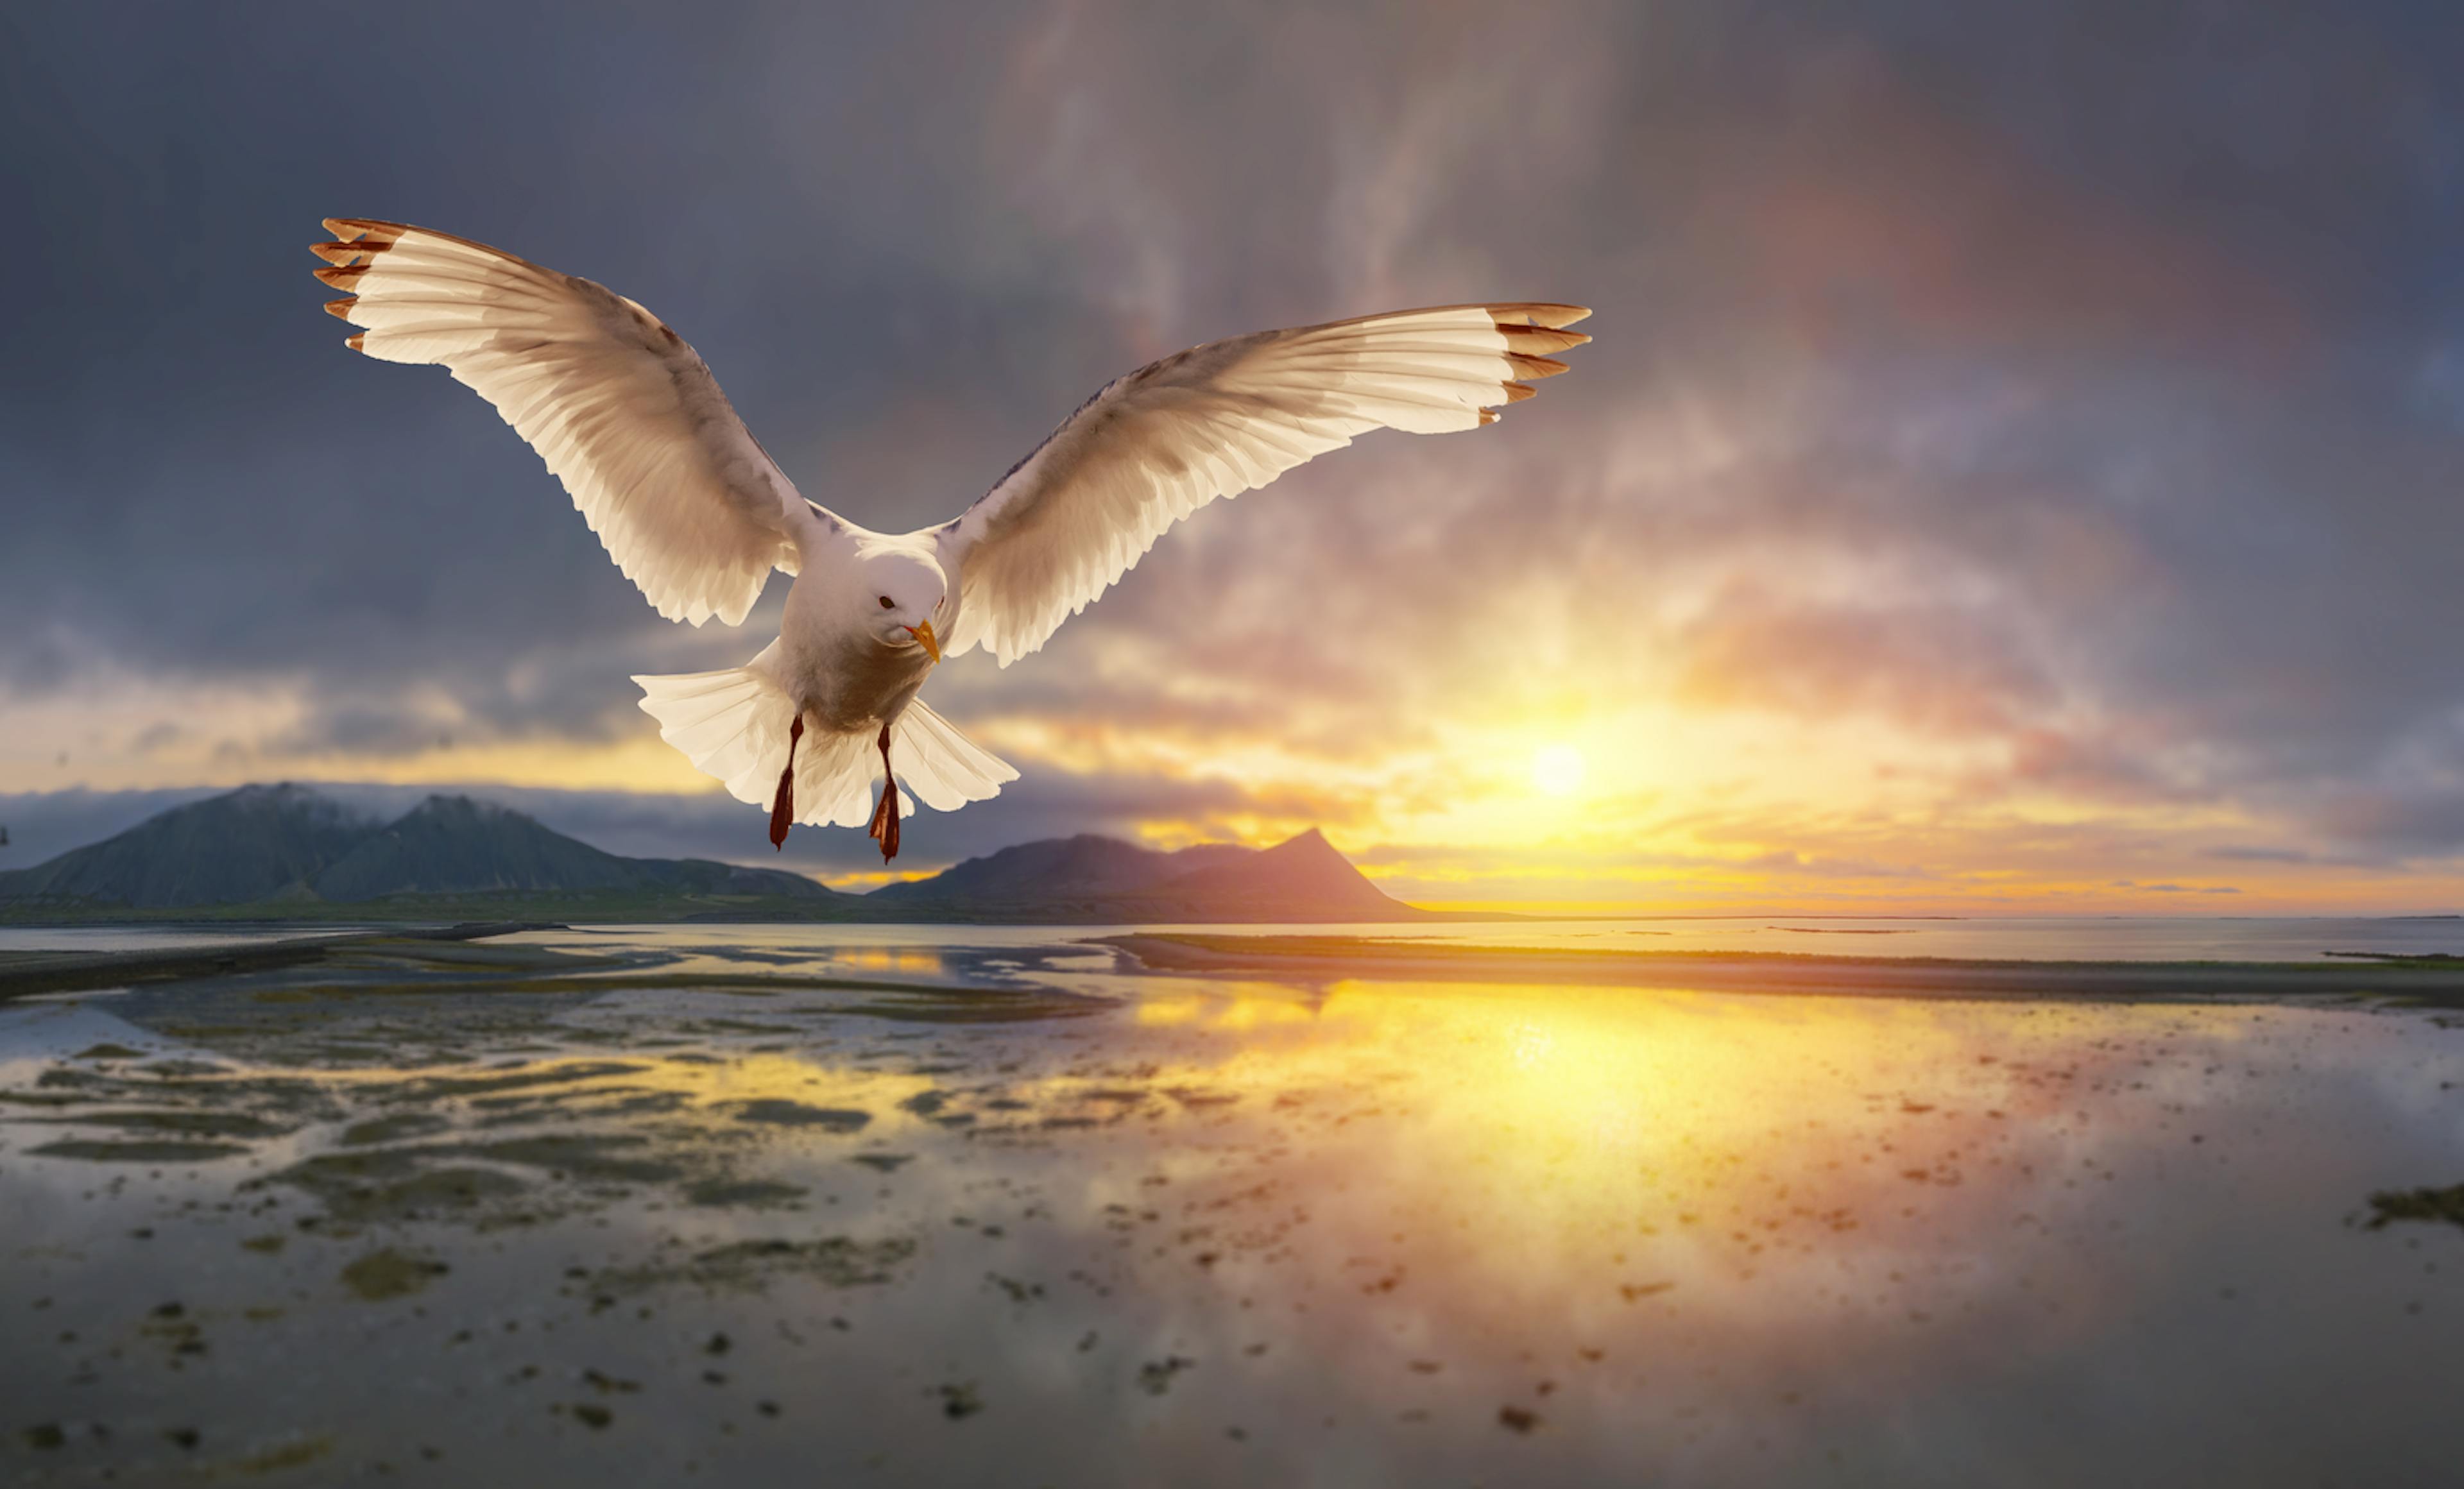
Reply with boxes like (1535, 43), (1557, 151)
(310, 219), (1589, 860)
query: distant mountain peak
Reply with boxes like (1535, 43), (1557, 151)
(228, 781), (312, 801)
(1149, 826), (1398, 915)
(0, 787), (1402, 921)
(0, 781), (379, 909)
(221, 781), (373, 820)
(402, 793), (518, 821)
(865, 823), (1416, 921)
(0, 782), (834, 913)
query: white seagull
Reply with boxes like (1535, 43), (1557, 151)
(311, 219), (1589, 860)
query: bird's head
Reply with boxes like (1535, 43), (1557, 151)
(859, 550), (948, 662)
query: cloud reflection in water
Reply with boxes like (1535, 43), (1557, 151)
(1, 930), (2460, 1485)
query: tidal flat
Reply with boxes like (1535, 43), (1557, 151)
(4, 923), (2464, 1486)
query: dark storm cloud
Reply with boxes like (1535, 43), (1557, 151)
(0, 1), (1128, 719)
(7, 0), (2464, 874)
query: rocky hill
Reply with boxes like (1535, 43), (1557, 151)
(0, 785), (1424, 923)
(864, 826), (1418, 922)
(0, 784), (375, 909)
(0, 785), (834, 915)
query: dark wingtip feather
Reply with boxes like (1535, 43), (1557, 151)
(1487, 303), (1591, 330)
(1497, 325), (1591, 354)
(311, 239), (392, 266)
(1505, 353), (1570, 380)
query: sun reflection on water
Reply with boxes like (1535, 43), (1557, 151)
(1082, 978), (2304, 1327)
(3, 933), (2457, 1487)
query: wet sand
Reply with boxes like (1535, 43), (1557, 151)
(4, 926), (2463, 1486)
(1098, 931), (2464, 1000)
(0, 924), (561, 1001)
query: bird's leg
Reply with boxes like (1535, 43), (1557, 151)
(866, 723), (902, 862)
(768, 714), (805, 851)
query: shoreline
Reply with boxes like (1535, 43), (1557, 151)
(14, 921), (2464, 1007)
(0, 921), (567, 1001)
(1091, 932), (2464, 1003)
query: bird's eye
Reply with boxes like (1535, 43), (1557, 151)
(878, 595), (894, 609)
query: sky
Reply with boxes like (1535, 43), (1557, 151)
(5, 1), (2464, 912)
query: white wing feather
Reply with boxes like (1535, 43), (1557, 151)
(933, 302), (1591, 665)
(893, 697), (1021, 811)
(314, 218), (818, 627)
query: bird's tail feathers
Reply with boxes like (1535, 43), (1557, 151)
(892, 697), (1020, 811)
(633, 652), (869, 828)
(633, 651), (1016, 828)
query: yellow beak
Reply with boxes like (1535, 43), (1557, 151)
(907, 620), (942, 663)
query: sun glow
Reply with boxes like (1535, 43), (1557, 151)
(1531, 743), (1586, 797)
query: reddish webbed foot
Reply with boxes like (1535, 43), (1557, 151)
(866, 776), (901, 861)
(866, 723), (901, 862)
(768, 715), (805, 851)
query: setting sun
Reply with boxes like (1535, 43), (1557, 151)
(1532, 743), (1586, 797)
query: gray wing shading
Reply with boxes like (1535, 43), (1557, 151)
(313, 218), (826, 627)
(931, 302), (1591, 665)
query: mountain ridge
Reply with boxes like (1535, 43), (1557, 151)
(0, 784), (832, 913)
(866, 834), (1253, 906)
(0, 784), (377, 909)
(860, 823), (1417, 923)
(0, 784), (1430, 923)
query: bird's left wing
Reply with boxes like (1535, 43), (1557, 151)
(312, 218), (824, 627)
(931, 302), (1591, 665)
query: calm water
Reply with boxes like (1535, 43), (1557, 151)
(9, 914), (2464, 961)
(0, 926), (373, 955)
(3, 925), (2462, 1486)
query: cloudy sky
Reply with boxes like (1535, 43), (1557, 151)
(5, 1), (2464, 910)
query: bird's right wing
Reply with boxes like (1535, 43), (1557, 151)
(312, 218), (826, 627)
(931, 302), (1591, 666)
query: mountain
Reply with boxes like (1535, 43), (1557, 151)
(1122, 828), (1405, 919)
(865, 834), (1252, 907)
(863, 826), (1423, 922)
(0, 784), (375, 909)
(314, 795), (647, 901)
(0, 785), (834, 915)
(0, 784), (1426, 923)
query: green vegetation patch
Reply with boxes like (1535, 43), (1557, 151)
(2365, 1183), (2464, 1230)
(728, 1099), (871, 1131)
(463, 1132), (683, 1184)
(340, 1248), (450, 1301)
(28, 1137), (252, 1163)
(31, 1107), (292, 1139)
(263, 1150), (529, 1225)
(339, 1112), (453, 1147)
(588, 1234), (917, 1295)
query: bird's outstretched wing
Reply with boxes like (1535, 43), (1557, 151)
(930, 303), (1591, 665)
(312, 218), (822, 627)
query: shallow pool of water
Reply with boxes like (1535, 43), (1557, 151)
(3, 928), (2460, 1486)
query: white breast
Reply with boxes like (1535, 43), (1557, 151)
(774, 576), (934, 732)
